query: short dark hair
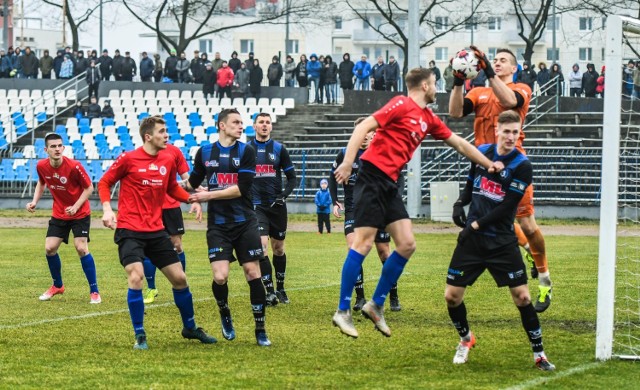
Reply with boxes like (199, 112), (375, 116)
(139, 116), (165, 140)
(497, 110), (521, 125)
(44, 132), (62, 146)
(253, 112), (271, 123)
(496, 48), (517, 66)
(217, 108), (240, 128)
(404, 67), (434, 90)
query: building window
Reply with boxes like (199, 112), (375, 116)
(240, 39), (254, 54)
(286, 39), (299, 54)
(435, 47), (448, 61)
(199, 39), (212, 54)
(547, 48), (559, 61)
(465, 16), (478, 31)
(547, 16), (559, 31)
(334, 17), (342, 30)
(515, 48), (525, 61)
(579, 17), (593, 31)
(363, 47), (370, 58)
(488, 17), (501, 31)
(374, 47), (382, 58)
(363, 18), (369, 29)
(435, 16), (449, 31)
(487, 47), (497, 60)
(579, 47), (592, 61)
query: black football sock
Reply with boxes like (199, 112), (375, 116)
(354, 267), (365, 299)
(447, 301), (471, 339)
(248, 278), (266, 331)
(212, 281), (230, 317)
(273, 254), (287, 290)
(518, 303), (544, 353)
(259, 256), (275, 293)
(390, 283), (398, 299)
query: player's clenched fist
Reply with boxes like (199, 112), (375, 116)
(334, 162), (353, 184)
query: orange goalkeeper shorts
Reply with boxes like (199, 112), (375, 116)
(516, 184), (535, 219)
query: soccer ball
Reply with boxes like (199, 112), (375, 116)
(451, 49), (480, 80)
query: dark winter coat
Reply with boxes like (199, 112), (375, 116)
(19, 52), (39, 77)
(86, 103), (102, 119)
(229, 53), (241, 74)
(267, 62), (283, 83)
(582, 64), (599, 96)
(39, 55), (53, 76)
(85, 67), (101, 85)
(202, 68), (216, 95)
(112, 55), (124, 76)
(338, 54), (354, 89)
(296, 60), (308, 86)
(250, 66), (263, 94)
(190, 58), (205, 83)
(53, 51), (65, 78)
(537, 65), (550, 87)
(121, 57), (136, 78)
(164, 55), (178, 78)
(517, 64), (537, 90)
(324, 61), (338, 84)
(97, 55), (112, 76)
(140, 57), (154, 79)
(75, 56), (89, 75)
(384, 60), (400, 83)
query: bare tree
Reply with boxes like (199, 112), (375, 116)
(510, 0), (555, 65)
(345, 0), (487, 72)
(122, 0), (326, 55)
(40, 0), (112, 51)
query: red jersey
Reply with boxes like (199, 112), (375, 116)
(465, 82), (531, 151)
(36, 157), (92, 220)
(364, 95), (453, 181)
(162, 144), (190, 209)
(98, 147), (190, 232)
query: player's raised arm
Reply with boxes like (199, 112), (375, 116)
(443, 133), (503, 173)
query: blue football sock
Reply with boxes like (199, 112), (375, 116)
(127, 288), (145, 335)
(173, 287), (196, 330)
(80, 253), (99, 294)
(177, 251), (186, 272)
(46, 254), (63, 288)
(338, 249), (366, 311)
(143, 257), (157, 290)
(372, 251), (409, 306)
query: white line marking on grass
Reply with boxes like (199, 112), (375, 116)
(0, 279), (366, 331)
(502, 362), (602, 390)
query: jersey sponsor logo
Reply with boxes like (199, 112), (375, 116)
(510, 180), (527, 192)
(53, 173), (59, 179)
(208, 247), (223, 259)
(209, 172), (238, 188)
(508, 270), (525, 280)
(248, 248), (263, 257)
(256, 164), (276, 177)
(138, 169), (147, 172)
(148, 163), (158, 171)
(205, 160), (219, 167)
(220, 153), (229, 158)
(142, 179), (150, 185)
(257, 148), (266, 153)
(159, 166), (167, 175)
(475, 176), (506, 201)
(232, 157), (240, 167)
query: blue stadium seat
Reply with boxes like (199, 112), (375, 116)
(189, 119), (203, 127)
(167, 125), (179, 134)
(36, 112), (47, 123)
(0, 138), (7, 149)
(169, 133), (181, 142)
(200, 140), (210, 147)
(12, 152), (24, 158)
(122, 141), (135, 151)
(16, 123), (28, 136)
(79, 125), (91, 135)
(98, 147), (111, 159)
(163, 112), (175, 121)
(166, 118), (178, 127)
(103, 118), (115, 127)
(16, 165), (29, 181)
(188, 112), (200, 121)
(245, 126), (255, 137)
(28, 159), (38, 181)
(79, 118), (90, 127)
(111, 146), (124, 158)
(34, 138), (45, 149)
(117, 126), (129, 134)
(137, 112), (149, 121)
(206, 126), (217, 135)
(184, 134), (197, 148)
(55, 124), (67, 133)
(119, 133), (132, 142)
(95, 133), (106, 143)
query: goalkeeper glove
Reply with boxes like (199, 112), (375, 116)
(452, 200), (467, 228)
(271, 197), (286, 207)
(470, 45), (495, 79)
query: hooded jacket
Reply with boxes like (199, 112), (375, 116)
(352, 59), (371, 80)
(537, 63), (550, 87)
(314, 186), (332, 214)
(582, 63), (599, 95)
(229, 51), (241, 74)
(338, 54), (354, 88)
(306, 54), (322, 78)
(568, 64), (583, 89)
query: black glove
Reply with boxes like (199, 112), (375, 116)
(452, 201), (467, 228)
(470, 45), (495, 79)
(457, 225), (474, 245)
(270, 197), (285, 208)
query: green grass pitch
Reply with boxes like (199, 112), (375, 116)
(0, 226), (636, 389)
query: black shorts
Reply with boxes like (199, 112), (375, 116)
(255, 204), (287, 240)
(114, 228), (179, 269)
(446, 233), (527, 288)
(344, 210), (390, 243)
(353, 162), (408, 230)
(162, 207), (185, 236)
(47, 216), (91, 244)
(206, 218), (263, 264)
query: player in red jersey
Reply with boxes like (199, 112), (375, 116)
(141, 143), (200, 304)
(332, 67), (504, 338)
(98, 116), (215, 350)
(27, 133), (101, 304)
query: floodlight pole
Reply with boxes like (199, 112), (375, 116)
(407, 0), (421, 218)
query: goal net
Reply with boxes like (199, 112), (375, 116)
(596, 15), (640, 361)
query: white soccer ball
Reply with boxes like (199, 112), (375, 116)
(451, 49), (480, 80)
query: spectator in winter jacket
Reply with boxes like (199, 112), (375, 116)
(0, 50), (11, 78)
(537, 62), (550, 94)
(120, 51), (136, 81)
(307, 53), (322, 103)
(234, 62), (251, 98)
(53, 50), (64, 79)
(596, 66), (605, 98)
(75, 51), (89, 76)
(202, 62), (217, 99)
(97, 49), (112, 80)
(176, 52), (191, 83)
(470, 69), (487, 90)
(314, 179), (332, 234)
(39, 50), (53, 79)
(86, 96), (102, 119)
(383, 55), (401, 92)
(245, 52), (256, 72)
(164, 50), (179, 83)
(549, 63), (564, 96)
(211, 52), (223, 73)
(190, 50), (205, 83)
(112, 49), (124, 81)
(85, 60), (102, 98)
(296, 54), (308, 87)
(73, 101), (85, 119)
(249, 59), (263, 99)
(429, 60), (441, 91)
(267, 55), (283, 87)
(228, 51), (241, 74)
(284, 55), (296, 87)
(139, 52), (154, 82)
(59, 55), (74, 79)
(318, 55), (326, 103)
(101, 100), (114, 118)
(568, 63), (582, 97)
(323, 55), (338, 104)
(352, 55), (371, 90)
(371, 56), (386, 90)
(624, 60), (635, 98)
(11, 47), (23, 78)
(517, 61), (537, 91)
(153, 53), (163, 82)
(19, 47), (39, 79)
(216, 61), (234, 99)
(443, 62), (454, 92)
(338, 53), (354, 92)
(582, 63), (599, 98)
